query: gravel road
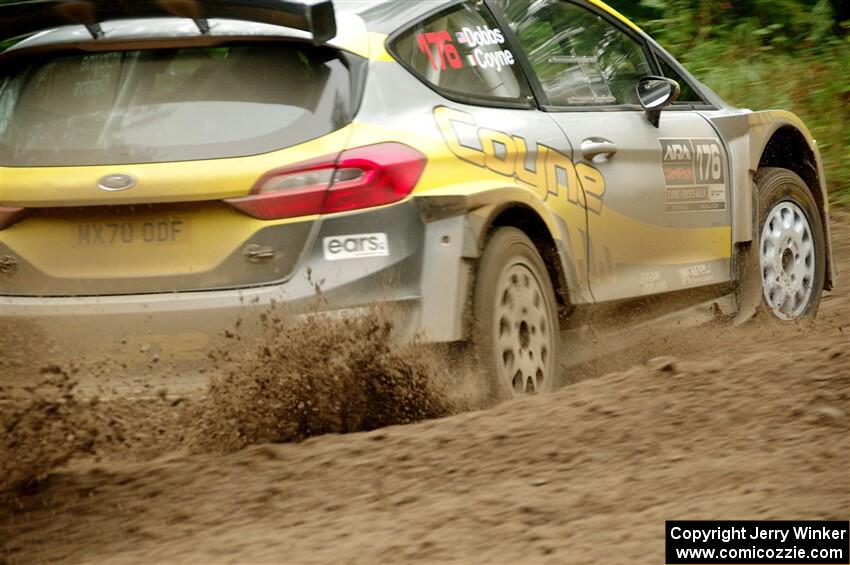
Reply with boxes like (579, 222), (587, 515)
(1, 214), (847, 564)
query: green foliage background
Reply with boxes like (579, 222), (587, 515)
(606, 0), (850, 205)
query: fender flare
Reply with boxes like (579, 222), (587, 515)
(416, 187), (590, 307)
(745, 110), (835, 290)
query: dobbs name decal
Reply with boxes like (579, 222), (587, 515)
(434, 106), (606, 214)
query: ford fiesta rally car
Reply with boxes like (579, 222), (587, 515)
(0, 0), (835, 399)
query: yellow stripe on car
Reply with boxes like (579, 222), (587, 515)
(587, 0), (643, 32)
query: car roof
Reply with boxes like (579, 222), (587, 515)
(4, 0), (641, 56)
(2, 0), (439, 52)
(335, 0), (641, 35)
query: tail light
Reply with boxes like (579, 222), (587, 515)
(0, 206), (29, 230)
(225, 142), (427, 220)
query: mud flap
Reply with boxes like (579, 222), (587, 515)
(417, 215), (477, 342)
(733, 241), (763, 326)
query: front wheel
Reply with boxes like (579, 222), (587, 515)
(471, 227), (559, 401)
(754, 167), (826, 320)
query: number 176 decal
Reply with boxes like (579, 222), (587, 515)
(417, 31), (463, 71)
(660, 138), (727, 213)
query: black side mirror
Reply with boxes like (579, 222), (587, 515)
(637, 76), (681, 128)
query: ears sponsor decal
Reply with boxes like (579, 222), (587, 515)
(434, 106), (606, 214)
(323, 233), (389, 261)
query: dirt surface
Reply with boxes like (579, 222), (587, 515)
(1, 214), (848, 564)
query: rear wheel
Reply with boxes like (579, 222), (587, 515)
(472, 227), (559, 401)
(754, 167), (826, 320)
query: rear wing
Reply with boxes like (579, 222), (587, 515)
(0, 0), (336, 43)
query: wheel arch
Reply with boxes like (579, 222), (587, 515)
(475, 202), (575, 317)
(747, 112), (834, 290)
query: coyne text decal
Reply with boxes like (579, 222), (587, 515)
(434, 106), (606, 213)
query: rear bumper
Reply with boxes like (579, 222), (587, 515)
(0, 201), (475, 382)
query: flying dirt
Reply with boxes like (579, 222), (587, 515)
(0, 214), (848, 564)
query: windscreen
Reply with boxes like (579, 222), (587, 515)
(0, 44), (353, 166)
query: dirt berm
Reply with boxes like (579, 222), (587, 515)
(1, 215), (848, 564)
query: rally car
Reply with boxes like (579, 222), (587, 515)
(0, 0), (834, 399)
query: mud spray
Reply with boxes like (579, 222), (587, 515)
(0, 307), (454, 492)
(0, 366), (102, 491)
(189, 308), (454, 453)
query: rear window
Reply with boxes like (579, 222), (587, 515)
(0, 44), (353, 166)
(389, 2), (532, 107)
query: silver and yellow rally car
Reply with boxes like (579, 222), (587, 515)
(0, 0), (835, 399)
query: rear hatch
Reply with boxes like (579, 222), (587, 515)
(0, 42), (357, 296)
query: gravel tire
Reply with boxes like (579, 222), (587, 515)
(471, 227), (560, 401)
(750, 167), (826, 319)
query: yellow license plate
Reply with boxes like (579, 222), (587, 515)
(75, 217), (189, 246)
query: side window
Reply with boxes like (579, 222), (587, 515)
(495, 0), (652, 106)
(390, 2), (531, 105)
(657, 56), (706, 105)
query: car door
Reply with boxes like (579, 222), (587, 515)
(492, 0), (734, 302)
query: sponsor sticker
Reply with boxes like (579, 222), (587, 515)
(323, 233), (389, 261)
(660, 138), (727, 213)
(639, 270), (669, 295)
(678, 263), (714, 286)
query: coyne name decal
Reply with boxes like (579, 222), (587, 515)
(434, 106), (606, 214)
(416, 25), (516, 73)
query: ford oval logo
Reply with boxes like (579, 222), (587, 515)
(97, 174), (136, 192)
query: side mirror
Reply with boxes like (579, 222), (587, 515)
(637, 76), (681, 128)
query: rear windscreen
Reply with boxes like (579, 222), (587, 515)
(0, 44), (353, 166)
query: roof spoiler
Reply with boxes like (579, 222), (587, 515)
(0, 0), (337, 43)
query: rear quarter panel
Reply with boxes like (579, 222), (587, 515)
(351, 54), (593, 302)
